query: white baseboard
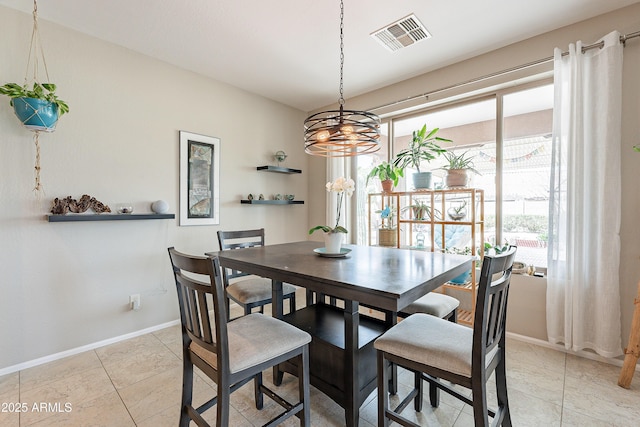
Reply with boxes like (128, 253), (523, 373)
(0, 319), (181, 377)
(506, 331), (639, 371)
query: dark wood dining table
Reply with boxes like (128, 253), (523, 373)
(216, 240), (473, 427)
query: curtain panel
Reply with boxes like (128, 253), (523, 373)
(547, 31), (623, 357)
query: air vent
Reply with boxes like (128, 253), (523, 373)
(371, 14), (431, 52)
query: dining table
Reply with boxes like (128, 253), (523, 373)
(215, 240), (473, 427)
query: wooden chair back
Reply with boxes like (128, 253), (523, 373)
(473, 245), (517, 371)
(217, 228), (265, 282)
(168, 247), (230, 374)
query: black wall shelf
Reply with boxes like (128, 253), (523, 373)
(256, 165), (302, 174)
(240, 200), (304, 205)
(47, 213), (175, 222)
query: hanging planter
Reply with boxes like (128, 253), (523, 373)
(14, 97), (59, 131)
(0, 83), (68, 132)
(0, 0), (70, 194)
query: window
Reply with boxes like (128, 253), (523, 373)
(355, 82), (553, 268)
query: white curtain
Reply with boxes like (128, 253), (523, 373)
(547, 31), (623, 357)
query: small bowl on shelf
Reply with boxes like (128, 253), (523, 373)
(116, 203), (134, 214)
(285, 194), (295, 201)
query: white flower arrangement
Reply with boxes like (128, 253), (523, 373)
(309, 176), (355, 234)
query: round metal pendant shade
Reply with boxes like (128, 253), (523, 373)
(303, 0), (381, 157)
(304, 106), (381, 157)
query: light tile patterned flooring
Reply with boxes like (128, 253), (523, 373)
(1, 307), (639, 426)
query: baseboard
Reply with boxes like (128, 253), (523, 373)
(0, 319), (181, 377)
(506, 331), (639, 371)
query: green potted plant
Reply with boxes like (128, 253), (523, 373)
(402, 200), (439, 221)
(366, 161), (404, 193)
(393, 124), (451, 190)
(0, 82), (69, 132)
(447, 200), (467, 221)
(376, 205), (397, 247)
(438, 151), (479, 188)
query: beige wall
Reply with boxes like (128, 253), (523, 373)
(2, 3), (639, 371)
(312, 4), (640, 346)
(0, 6), (309, 371)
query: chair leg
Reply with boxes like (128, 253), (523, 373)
(298, 347), (311, 426)
(254, 372), (264, 409)
(305, 289), (314, 306)
(471, 377), (490, 427)
(377, 350), (390, 427)
(389, 362), (398, 395)
(216, 382), (231, 427)
(289, 293), (296, 314)
(495, 356), (512, 426)
(429, 378), (440, 408)
(449, 308), (458, 323)
(414, 370), (423, 411)
(225, 297), (232, 322)
(273, 367), (285, 386)
(180, 355), (194, 427)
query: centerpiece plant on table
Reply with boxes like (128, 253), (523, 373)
(309, 176), (355, 253)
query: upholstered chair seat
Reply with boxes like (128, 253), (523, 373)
(401, 293), (460, 320)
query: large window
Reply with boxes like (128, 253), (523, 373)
(355, 82), (553, 268)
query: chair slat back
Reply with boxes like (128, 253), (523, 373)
(217, 229), (265, 281)
(473, 246), (517, 365)
(168, 247), (230, 372)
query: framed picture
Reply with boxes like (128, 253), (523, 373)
(179, 131), (220, 226)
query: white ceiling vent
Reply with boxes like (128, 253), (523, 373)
(371, 14), (431, 52)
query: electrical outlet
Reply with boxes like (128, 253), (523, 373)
(130, 294), (141, 311)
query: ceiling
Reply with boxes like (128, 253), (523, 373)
(0, 0), (637, 112)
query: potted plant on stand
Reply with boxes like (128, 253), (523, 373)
(366, 161), (403, 193)
(309, 176), (355, 253)
(438, 151), (479, 188)
(393, 124), (450, 190)
(376, 205), (398, 247)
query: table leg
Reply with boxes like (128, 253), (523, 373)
(385, 311), (398, 395)
(344, 300), (359, 427)
(272, 279), (285, 386)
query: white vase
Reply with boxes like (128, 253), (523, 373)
(324, 232), (343, 254)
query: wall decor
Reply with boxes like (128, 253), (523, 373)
(179, 131), (220, 226)
(50, 195), (111, 215)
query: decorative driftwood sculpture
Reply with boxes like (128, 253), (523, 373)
(619, 280), (640, 388)
(50, 195), (111, 215)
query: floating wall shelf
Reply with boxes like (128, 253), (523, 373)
(256, 166), (302, 174)
(47, 213), (175, 222)
(240, 200), (304, 205)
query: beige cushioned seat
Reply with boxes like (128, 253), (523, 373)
(401, 293), (459, 318)
(226, 278), (297, 305)
(190, 313), (311, 374)
(374, 313), (496, 378)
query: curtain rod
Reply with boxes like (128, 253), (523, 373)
(369, 30), (640, 112)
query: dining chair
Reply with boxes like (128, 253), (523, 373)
(217, 229), (297, 319)
(168, 247), (311, 427)
(375, 246), (517, 427)
(380, 291), (459, 395)
(399, 291), (459, 322)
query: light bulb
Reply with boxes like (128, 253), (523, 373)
(341, 125), (354, 134)
(317, 130), (330, 141)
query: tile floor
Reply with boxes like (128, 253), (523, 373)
(1, 308), (639, 426)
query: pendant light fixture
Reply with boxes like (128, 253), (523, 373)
(304, 0), (381, 157)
